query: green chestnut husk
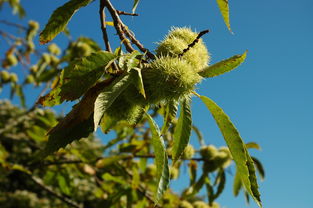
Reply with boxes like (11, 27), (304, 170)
(156, 27), (210, 72)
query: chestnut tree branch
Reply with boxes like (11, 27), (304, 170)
(104, 0), (155, 59)
(104, 0), (135, 53)
(99, 0), (112, 52)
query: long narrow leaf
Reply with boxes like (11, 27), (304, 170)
(172, 98), (192, 164)
(40, 0), (92, 44)
(251, 157), (265, 180)
(161, 100), (178, 135)
(146, 113), (170, 204)
(199, 51), (247, 78)
(216, 0), (232, 33)
(233, 168), (242, 196)
(200, 95), (261, 207)
(132, 0), (140, 13)
(94, 74), (133, 131)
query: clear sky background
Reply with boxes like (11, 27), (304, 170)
(1, 0), (313, 208)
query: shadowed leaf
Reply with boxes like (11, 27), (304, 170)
(252, 157), (265, 180)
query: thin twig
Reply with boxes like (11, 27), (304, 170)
(122, 26), (155, 59)
(24, 172), (83, 208)
(178, 29), (210, 58)
(104, 0), (134, 53)
(116, 10), (139, 16)
(40, 154), (206, 166)
(0, 20), (28, 30)
(99, 0), (112, 52)
(105, 0), (155, 59)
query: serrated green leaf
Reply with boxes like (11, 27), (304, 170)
(216, 0), (232, 33)
(246, 142), (261, 150)
(161, 100), (178, 135)
(199, 95), (261, 207)
(40, 0), (92, 44)
(60, 51), (116, 100)
(37, 51), (116, 106)
(172, 98), (192, 164)
(146, 113), (170, 204)
(132, 0), (140, 13)
(233, 168), (242, 196)
(94, 74), (133, 131)
(199, 51), (247, 78)
(252, 157), (265, 180)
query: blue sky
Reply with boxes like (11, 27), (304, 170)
(1, 0), (313, 207)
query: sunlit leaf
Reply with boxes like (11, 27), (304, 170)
(199, 51), (247, 78)
(106, 21), (114, 26)
(233, 168), (242, 196)
(200, 95), (261, 207)
(172, 98), (192, 164)
(60, 51), (116, 100)
(94, 74), (133, 131)
(37, 51), (116, 106)
(146, 113), (170, 204)
(216, 0), (232, 32)
(40, 0), (92, 44)
(246, 142), (261, 150)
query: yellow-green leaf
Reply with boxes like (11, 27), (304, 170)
(172, 98), (192, 164)
(199, 51), (247, 78)
(246, 142), (261, 150)
(200, 95), (261, 207)
(40, 0), (92, 44)
(216, 0), (232, 32)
